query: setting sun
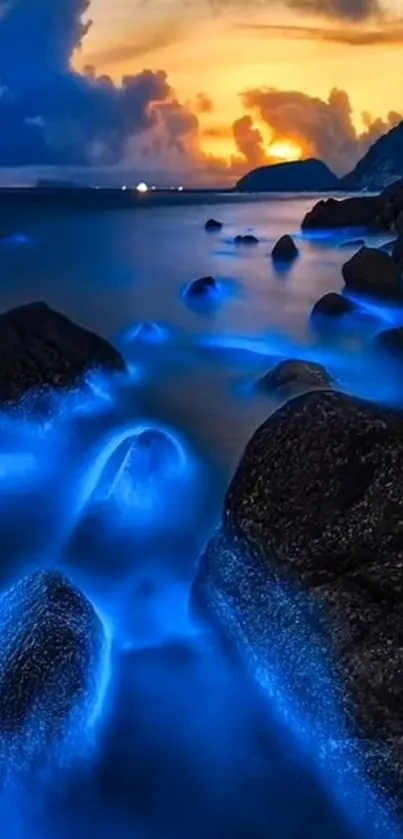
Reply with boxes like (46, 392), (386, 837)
(268, 140), (303, 162)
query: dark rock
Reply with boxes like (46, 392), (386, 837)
(185, 276), (218, 297)
(338, 238), (366, 250)
(0, 301), (125, 405)
(236, 159), (339, 192)
(0, 569), (106, 765)
(341, 120), (403, 191)
(392, 236), (403, 265)
(259, 359), (333, 393)
(205, 218), (222, 232)
(395, 211), (403, 235)
(311, 293), (355, 319)
(271, 235), (299, 263)
(234, 234), (259, 246)
(379, 239), (396, 255)
(342, 247), (403, 301)
(302, 196), (381, 231)
(374, 327), (403, 357)
(193, 389), (403, 808)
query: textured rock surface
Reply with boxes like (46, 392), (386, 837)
(193, 390), (403, 807)
(342, 247), (403, 301)
(258, 359), (333, 394)
(311, 292), (355, 319)
(0, 301), (125, 404)
(0, 569), (106, 765)
(271, 235), (299, 263)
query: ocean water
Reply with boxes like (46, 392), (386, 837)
(0, 196), (400, 839)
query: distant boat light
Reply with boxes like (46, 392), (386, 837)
(177, 185), (184, 192)
(136, 182), (149, 193)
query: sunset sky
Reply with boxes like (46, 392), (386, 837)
(0, 0), (402, 185)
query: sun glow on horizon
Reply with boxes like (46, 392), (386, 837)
(267, 139), (303, 162)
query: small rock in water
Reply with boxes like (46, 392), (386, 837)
(0, 569), (107, 771)
(271, 235), (299, 263)
(342, 246), (403, 301)
(131, 322), (165, 343)
(185, 276), (218, 297)
(205, 218), (222, 232)
(234, 234), (259, 246)
(258, 359), (333, 394)
(311, 292), (355, 319)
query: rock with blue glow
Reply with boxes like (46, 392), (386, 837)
(193, 390), (403, 806)
(342, 247), (403, 302)
(258, 359), (333, 394)
(271, 235), (299, 263)
(311, 292), (355, 319)
(185, 276), (217, 298)
(0, 569), (106, 769)
(0, 301), (125, 404)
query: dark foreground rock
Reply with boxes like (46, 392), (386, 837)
(259, 359), (333, 394)
(311, 292), (355, 319)
(0, 569), (106, 767)
(392, 236), (403, 265)
(342, 247), (403, 301)
(193, 390), (403, 809)
(271, 235), (299, 263)
(205, 218), (222, 232)
(0, 301), (125, 405)
(338, 238), (366, 250)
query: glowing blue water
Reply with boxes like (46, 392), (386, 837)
(0, 197), (400, 838)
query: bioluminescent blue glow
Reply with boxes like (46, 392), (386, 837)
(0, 569), (110, 782)
(120, 322), (170, 346)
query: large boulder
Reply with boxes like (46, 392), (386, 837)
(258, 359), (333, 394)
(193, 390), (403, 807)
(0, 301), (125, 404)
(0, 569), (107, 769)
(342, 247), (403, 301)
(271, 235), (299, 263)
(301, 196), (381, 231)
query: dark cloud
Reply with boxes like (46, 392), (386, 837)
(232, 115), (266, 167)
(204, 0), (383, 20)
(0, 0), (194, 167)
(242, 86), (402, 173)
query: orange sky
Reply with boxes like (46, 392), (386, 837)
(74, 0), (403, 178)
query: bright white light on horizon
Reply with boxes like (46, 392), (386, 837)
(178, 185), (183, 191)
(136, 182), (148, 193)
(121, 185), (127, 191)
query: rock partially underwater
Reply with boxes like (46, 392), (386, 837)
(0, 569), (107, 773)
(0, 301), (125, 405)
(258, 359), (333, 395)
(193, 390), (403, 810)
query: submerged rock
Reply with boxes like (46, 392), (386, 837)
(193, 389), (403, 807)
(271, 235), (299, 263)
(185, 276), (218, 297)
(205, 218), (222, 232)
(0, 569), (106, 767)
(234, 234), (259, 246)
(311, 292), (355, 319)
(342, 247), (403, 301)
(258, 359), (333, 394)
(0, 301), (125, 405)
(374, 327), (403, 357)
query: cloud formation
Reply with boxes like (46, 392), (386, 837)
(0, 0), (196, 167)
(238, 21), (403, 46)
(241, 86), (402, 174)
(204, 0), (383, 20)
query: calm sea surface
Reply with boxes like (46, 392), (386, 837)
(0, 197), (400, 839)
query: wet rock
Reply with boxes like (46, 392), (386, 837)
(0, 301), (125, 405)
(258, 359), (333, 394)
(301, 196), (381, 230)
(271, 235), (299, 263)
(342, 247), (403, 301)
(395, 211), (403, 235)
(311, 292), (355, 319)
(379, 239), (396, 255)
(338, 238), (366, 250)
(205, 218), (222, 232)
(0, 569), (106, 765)
(193, 389), (403, 807)
(185, 276), (218, 297)
(234, 234), (259, 245)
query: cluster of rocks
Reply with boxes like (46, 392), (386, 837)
(301, 179), (403, 233)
